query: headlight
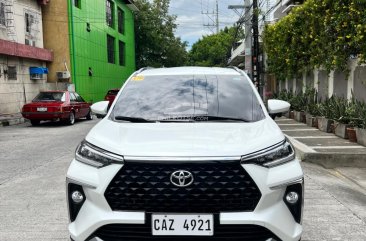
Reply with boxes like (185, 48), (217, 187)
(75, 140), (124, 168)
(241, 140), (295, 168)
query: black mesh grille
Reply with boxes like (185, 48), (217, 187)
(90, 221), (280, 241)
(104, 160), (261, 213)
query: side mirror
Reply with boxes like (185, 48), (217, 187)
(91, 101), (109, 118)
(268, 99), (290, 119)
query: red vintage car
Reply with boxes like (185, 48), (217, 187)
(22, 91), (93, 126)
(104, 89), (120, 108)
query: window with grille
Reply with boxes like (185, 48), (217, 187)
(107, 35), (115, 64)
(119, 41), (125, 66)
(25, 12), (35, 34)
(0, 2), (5, 26)
(106, 0), (114, 28)
(117, 7), (124, 34)
(8, 66), (17, 80)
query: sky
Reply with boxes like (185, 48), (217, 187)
(168, 0), (246, 48)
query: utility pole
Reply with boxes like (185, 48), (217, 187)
(252, 0), (261, 94)
(228, 1), (252, 77)
(202, 0), (219, 34)
(215, 0), (219, 34)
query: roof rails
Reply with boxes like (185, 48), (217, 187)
(227, 66), (245, 75)
(136, 67), (154, 74)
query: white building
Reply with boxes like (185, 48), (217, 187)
(228, 0), (275, 70)
(0, 0), (54, 115)
(272, 0), (305, 21)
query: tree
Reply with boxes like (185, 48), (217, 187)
(134, 0), (189, 69)
(189, 27), (242, 67)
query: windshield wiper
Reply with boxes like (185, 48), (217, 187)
(114, 116), (154, 123)
(158, 117), (195, 122)
(158, 115), (250, 122)
(193, 115), (250, 122)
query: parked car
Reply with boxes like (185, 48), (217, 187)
(22, 91), (93, 126)
(104, 88), (120, 108)
(67, 67), (303, 241)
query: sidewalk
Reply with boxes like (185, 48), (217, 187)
(276, 117), (366, 189)
(0, 113), (25, 127)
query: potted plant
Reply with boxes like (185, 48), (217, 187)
(317, 97), (335, 133)
(332, 96), (351, 139)
(304, 88), (318, 127)
(291, 92), (306, 122)
(354, 99), (366, 146)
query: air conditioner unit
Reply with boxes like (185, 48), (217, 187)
(56, 71), (70, 80)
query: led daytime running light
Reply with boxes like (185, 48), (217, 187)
(241, 140), (295, 168)
(75, 141), (124, 168)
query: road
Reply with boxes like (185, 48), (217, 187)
(0, 119), (365, 241)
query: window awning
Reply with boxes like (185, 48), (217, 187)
(29, 67), (48, 74)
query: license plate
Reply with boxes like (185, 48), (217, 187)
(152, 214), (214, 236)
(37, 107), (47, 112)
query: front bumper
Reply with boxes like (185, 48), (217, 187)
(67, 159), (303, 241)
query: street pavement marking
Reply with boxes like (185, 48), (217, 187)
(282, 129), (318, 131)
(292, 136), (338, 139)
(275, 118), (292, 121)
(310, 146), (366, 149)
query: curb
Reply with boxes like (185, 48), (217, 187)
(286, 134), (366, 168)
(0, 117), (26, 127)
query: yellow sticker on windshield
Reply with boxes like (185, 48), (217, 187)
(132, 76), (145, 81)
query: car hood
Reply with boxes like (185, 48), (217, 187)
(85, 118), (285, 158)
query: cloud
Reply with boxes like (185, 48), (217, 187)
(169, 0), (242, 48)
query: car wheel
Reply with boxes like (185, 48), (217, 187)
(67, 112), (75, 125)
(86, 109), (93, 120)
(30, 120), (40, 126)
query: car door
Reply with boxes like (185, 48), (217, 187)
(69, 92), (81, 118)
(74, 92), (89, 117)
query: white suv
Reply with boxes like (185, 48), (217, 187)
(67, 67), (303, 241)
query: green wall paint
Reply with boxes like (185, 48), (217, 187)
(69, 0), (136, 103)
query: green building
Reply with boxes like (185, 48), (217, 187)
(42, 0), (137, 102)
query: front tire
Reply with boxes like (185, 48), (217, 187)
(86, 109), (93, 120)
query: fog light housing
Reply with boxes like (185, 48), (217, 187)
(285, 191), (299, 204)
(283, 180), (304, 224)
(71, 191), (84, 204)
(67, 182), (86, 222)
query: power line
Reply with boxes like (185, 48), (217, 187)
(201, 0), (219, 34)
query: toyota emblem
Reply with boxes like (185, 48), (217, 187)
(170, 170), (194, 187)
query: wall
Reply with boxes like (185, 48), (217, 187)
(277, 59), (366, 103)
(354, 66), (366, 103)
(0, 55), (64, 114)
(0, 0), (51, 114)
(42, 0), (71, 83)
(317, 70), (328, 101)
(333, 70), (347, 98)
(69, 0), (136, 103)
(5, 0), (44, 47)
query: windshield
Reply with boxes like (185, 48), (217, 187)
(111, 74), (265, 122)
(33, 92), (66, 102)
